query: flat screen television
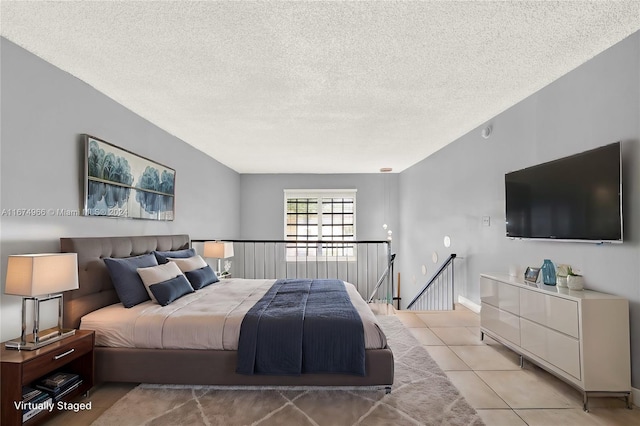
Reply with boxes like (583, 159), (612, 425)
(505, 142), (622, 243)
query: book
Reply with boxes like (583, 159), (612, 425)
(22, 386), (43, 402)
(22, 397), (52, 423)
(53, 380), (82, 401)
(36, 372), (81, 395)
(42, 372), (80, 388)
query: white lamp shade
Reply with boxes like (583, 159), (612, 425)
(203, 242), (234, 259)
(5, 253), (79, 297)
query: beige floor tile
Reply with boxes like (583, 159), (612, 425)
(586, 396), (633, 409)
(423, 346), (470, 371)
(449, 345), (520, 371)
(416, 311), (480, 327)
(430, 327), (484, 346)
(476, 409), (527, 426)
(408, 327), (445, 345)
(444, 371), (509, 409)
(395, 311), (427, 328)
(515, 407), (640, 426)
(476, 370), (579, 409)
(520, 362), (584, 406)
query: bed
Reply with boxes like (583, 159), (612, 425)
(61, 235), (394, 389)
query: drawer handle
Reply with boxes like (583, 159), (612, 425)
(53, 348), (75, 360)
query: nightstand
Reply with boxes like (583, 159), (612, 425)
(1, 330), (95, 426)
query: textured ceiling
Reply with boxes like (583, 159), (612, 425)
(2, 1), (639, 173)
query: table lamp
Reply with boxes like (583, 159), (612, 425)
(4, 253), (79, 350)
(203, 241), (234, 276)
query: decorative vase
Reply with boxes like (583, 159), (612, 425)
(541, 259), (556, 285)
(567, 275), (584, 290)
(557, 276), (568, 288)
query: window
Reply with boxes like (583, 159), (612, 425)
(284, 189), (356, 259)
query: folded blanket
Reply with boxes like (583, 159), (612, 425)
(237, 279), (365, 376)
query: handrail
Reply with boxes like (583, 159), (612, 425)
(191, 239), (394, 304)
(367, 253), (396, 303)
(406, 253), (456, 310)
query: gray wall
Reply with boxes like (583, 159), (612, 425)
(240, 173), (399, 243)
(0, 38), (241, 341)
(398, 31), (640, 387)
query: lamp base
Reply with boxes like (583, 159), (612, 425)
(5, 327), (76, 351)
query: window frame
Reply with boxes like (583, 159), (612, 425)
(284, 189), (357, 261)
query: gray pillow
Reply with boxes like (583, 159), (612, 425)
(149, 275), (195, 306)
(104, 253), (158, 308)
(185, 265), (219, 290)
(153, 248), (196, 264)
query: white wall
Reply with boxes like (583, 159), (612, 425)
(398, 31), (640, 387)
(0, 38), (241, 341)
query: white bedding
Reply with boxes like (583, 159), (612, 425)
(80, 278), (387, 350)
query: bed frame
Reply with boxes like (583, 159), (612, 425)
(61, 235), (394, 388)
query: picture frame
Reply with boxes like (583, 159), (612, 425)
(83, 135), (175, 220)
(524, 266), (540, 283)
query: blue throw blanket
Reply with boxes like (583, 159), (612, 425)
(236, 279), (366, 376)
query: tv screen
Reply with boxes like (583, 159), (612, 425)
(505, 142), (622, 242)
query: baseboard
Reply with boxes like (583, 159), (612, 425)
(457, 295), (481, 313)
(633, 386), (639, 407)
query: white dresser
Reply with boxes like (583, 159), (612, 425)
(480, 274), (631, 410)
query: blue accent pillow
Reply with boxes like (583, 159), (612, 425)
(148, 275), (195, 306)
(104, 254), (158, 308)
(153, 248), (196, 264)
(185, 265), (219, 290)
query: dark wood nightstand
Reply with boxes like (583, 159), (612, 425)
(1, 330), (95, 426)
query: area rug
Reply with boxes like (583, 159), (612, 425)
(92, 315), (483, 425)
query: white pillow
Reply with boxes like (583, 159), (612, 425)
(137, 262), (186, 302)
(168, 255), (208, 273)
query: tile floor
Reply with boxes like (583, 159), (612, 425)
(45, 305), (639, 425)
(397, 305), (640, 426)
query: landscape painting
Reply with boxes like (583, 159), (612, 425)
(84, 135), (175, 220)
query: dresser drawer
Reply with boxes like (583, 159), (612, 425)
(481, 277), (519, 315)
(520, 289), (578, 338)
(521, 318), (581, 380)
(23, 335), (93, 383)
(481, 303), (520, 346)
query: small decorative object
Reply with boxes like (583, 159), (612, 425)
(540, 259), (556, 285)
(524, 266), (540, 283)
(557, 276), (568, 288)
(566, 267), (584, 290)
(556, 264), (570, 288)
(224, 259), (232, 275)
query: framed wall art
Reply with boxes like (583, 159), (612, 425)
(83, 135), (175, 220)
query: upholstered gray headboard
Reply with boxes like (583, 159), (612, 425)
(61, 235), (190, 329)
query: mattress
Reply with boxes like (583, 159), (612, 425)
(80, 278), (387, 350)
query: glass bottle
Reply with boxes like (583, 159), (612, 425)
(541, 259), (556, 285)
